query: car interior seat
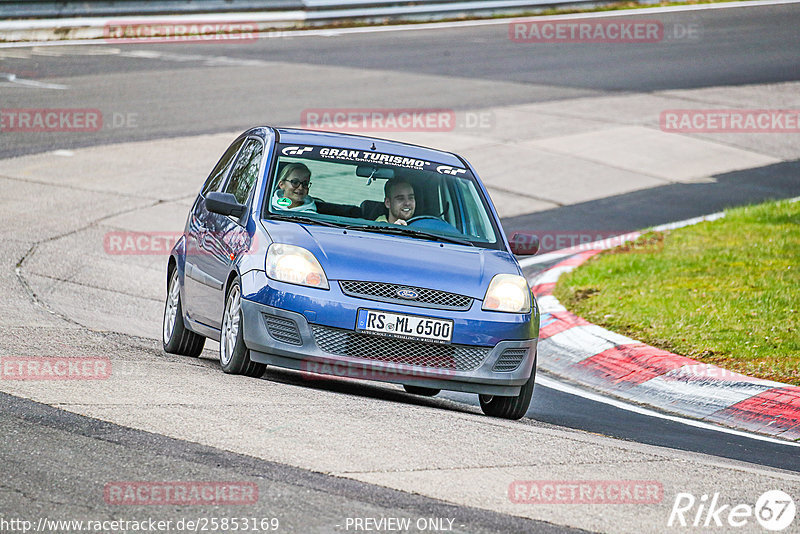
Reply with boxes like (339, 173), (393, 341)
(360, 200), (388, 220)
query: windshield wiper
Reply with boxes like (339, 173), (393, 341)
(345, 224), (475, 247)
(268, 214), (345, 228)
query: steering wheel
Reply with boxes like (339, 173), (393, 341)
(406, 215), (459, 234)
(406, 215), (442, 224)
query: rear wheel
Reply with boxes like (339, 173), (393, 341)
(220, 278), (265, 378)
(163, 269), (205, 357)
(403, 385), (441, 397)
(479, 352), (536, 420)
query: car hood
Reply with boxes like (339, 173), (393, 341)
(262, 221), (520, 299)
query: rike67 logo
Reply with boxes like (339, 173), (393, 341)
(668, 490), (796, 531)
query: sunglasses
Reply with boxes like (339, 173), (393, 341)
(285, 179), (311, 188)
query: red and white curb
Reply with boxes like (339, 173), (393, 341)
(522, 212), (800, 442)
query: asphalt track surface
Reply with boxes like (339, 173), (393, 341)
(2, 3), (800, 533)
(445, 383), (800, 472)
(1, 391), (576, 534)
(2, 4), (800, 159)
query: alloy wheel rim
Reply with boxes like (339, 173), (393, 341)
(163, 271), (180, 344)
(221, 285), (241, 366)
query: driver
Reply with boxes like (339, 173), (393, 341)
(376, 178), (415, 225)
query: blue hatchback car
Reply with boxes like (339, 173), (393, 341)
(163, 127), (540, 419)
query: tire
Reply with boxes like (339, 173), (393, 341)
(163, 268), (205, 357)
(220, 278), (265, 378)
(479, 352), (537, 420)
(403, 385), (441, 397)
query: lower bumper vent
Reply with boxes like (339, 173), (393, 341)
(263, 314), (302, 346)
(492, 348), (528, 372)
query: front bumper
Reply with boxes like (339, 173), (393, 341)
(241, 297), (538, 397)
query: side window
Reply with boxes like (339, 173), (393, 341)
(454, 179), (494, 242)
(224, 138), (264, 205)
(202, 138), (243, 196)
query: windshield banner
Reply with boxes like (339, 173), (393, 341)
(278, 144), (467, 175)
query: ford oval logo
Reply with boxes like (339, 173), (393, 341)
(396, 288), (418, 300)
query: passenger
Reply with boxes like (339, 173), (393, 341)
(271, 163), (316, 212)
(376, 178), (415, 225)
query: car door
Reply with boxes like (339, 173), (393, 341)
(197, 137), (265, 328)
(183, 137), (244, 326)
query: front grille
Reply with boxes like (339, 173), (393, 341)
(311, 325), (488, 371)
(263, 314), (302, 345)
(493, 348), (528, 372)
(339, 280), (472, 311)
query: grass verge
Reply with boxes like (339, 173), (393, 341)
(554, 198), (800, 386)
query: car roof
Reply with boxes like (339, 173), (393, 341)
(271, 127), (466, 168)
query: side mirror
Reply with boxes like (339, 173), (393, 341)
(206, 192), (246, 218)
(508, 231), (539, 256)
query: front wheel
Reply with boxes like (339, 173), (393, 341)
(163, 269), (205, 357)
(479, 352), (536, 420)
(220, 278), (265, 378)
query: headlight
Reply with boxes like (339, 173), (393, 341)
(266, 244), (329, 289)
(482, 274), (531, 313)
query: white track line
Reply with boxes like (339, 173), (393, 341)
(0, 72), (68, 89)
(537, 375), (800, 448)
(2, 0), (799, 48)
(519, 251), (574, 267)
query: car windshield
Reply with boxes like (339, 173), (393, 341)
(264, 143), (501, 249)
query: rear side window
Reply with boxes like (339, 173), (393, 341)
(201, 138), (244, 196)
(224, 138), (264, 205)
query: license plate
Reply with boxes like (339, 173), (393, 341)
(356, 309), (453, 344)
